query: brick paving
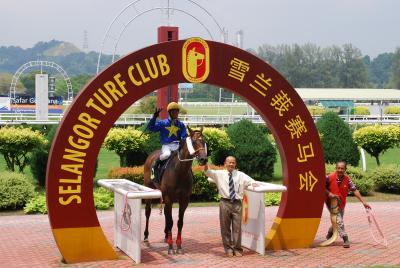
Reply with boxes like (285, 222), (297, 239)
(1, 202), (400, 267)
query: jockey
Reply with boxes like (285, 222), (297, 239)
(148, 102), (188, 184)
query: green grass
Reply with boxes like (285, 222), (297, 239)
(363, 147), (400, 170)
(182, 106), (249, 115)
(95, 148), (120, 180)
(122, 104), (250, 115)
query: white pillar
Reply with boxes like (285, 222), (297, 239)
(35, 74), (48, 120)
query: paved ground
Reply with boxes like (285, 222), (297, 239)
(1, 202), (400, 268)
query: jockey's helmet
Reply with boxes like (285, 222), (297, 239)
(167, 102), (180, 112)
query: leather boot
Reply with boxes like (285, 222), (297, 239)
(343, 235), (350, 248)
(152, 158), (162, 184)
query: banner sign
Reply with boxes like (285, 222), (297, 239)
(6, 95), (64, 114)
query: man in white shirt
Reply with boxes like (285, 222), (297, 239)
(203, 156), (257, 257)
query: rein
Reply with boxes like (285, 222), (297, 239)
(178, 146), (206, 162)
(366, 208), (388, 247)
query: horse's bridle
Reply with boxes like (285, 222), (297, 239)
(178, 138), (207, 162)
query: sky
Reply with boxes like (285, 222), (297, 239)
(1, 0), (400, 59)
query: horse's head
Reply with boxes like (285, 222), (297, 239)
(188, 126), (208, 166)
(188, 48), (205, 61)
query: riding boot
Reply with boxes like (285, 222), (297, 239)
(152, 158), (162, 185)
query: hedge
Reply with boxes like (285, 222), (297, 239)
(24, 195), (47, 214)
(352, 106), (370, 115)
(104, 127), (149, 167)
(368, 165), (400, 194)
(108, 166), (145, 185)
(384, 106), (400, 114)
(202, 127), (233, 165)
(0, 171), (35, 210)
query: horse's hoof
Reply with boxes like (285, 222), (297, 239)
(176, 248), (184, 254)
(143, 239), (150, 246)
(168, 248), (175, 255)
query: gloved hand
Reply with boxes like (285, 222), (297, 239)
(153, 108), (162, 118)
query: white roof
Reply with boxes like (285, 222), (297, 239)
(296, 88), (400, 101)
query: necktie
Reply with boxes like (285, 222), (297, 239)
(228, 172), (235, 201)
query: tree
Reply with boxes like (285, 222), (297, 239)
(353, 125), (400, 166)
(20, 71), (43, 95)
(316, 112), (360, 166)
(0, 73), (24, 95)
(55, 74), (93, 98)
(339, 44), (369, 88)
(256, 43), (370, 88)
(103, 127), (149, 167)
(388, 47), (400, 89)
(0, 127), (47, 172)
(227, 120), (277, 181)
(134, 95), (157, 114)
(365, 53), (394, 88)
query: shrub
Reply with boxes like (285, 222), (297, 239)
(353, 125), (400, 166)
(24, 195), (47, 214)
(227, 119), (277, 181)
(107, 166), (145, 185)
(94, 187), (114, 210)
(0, 171), (35, 210)
(352, 106), (370, 115)
(30, 125), (58, 187)
(384, 106), (400, 114)
(325, 164), (374, 195)
(191, 165), (220, 201)
(134, 96), (157, 114)
(308, 106), (326, 116)
(104, 127), (149, 167)
(0, 127), (47, 172)
(316, 112), (360, 166)
(368, 165), (400, 194)
(202, 127), (233, 165)
(264, 192), (282, 206)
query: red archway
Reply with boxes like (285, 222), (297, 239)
(46, 38), (325, 263)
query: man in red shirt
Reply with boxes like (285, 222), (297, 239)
(326, 161), (371, 248)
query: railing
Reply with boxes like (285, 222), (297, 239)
(0, 113), (399, 125)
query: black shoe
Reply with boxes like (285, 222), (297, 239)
(343, 235), (350, 248)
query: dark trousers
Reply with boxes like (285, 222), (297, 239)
(219, 198), (243, 253)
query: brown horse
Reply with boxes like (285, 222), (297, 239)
(143, 127), (208, 254)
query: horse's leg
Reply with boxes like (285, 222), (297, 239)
(143, 199), (151, 245)
(164, 199), (175, 254)
(176, 197), (189, 254)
